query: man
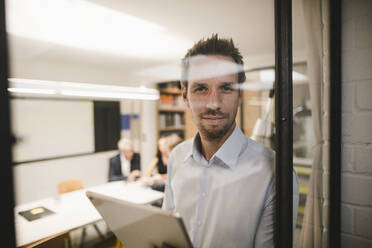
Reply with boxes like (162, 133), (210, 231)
(109, 138), (141, 182)
(162, 34), (299, 247)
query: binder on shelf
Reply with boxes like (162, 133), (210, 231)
(174, 113), (181, 127)
(174, 95), (184, 107)
(165, 113), (174, 127)
(159, 114), (166, 129)
(160, 94), (174, 105)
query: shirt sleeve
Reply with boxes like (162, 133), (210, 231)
(254, 170), (300, 247)
(254, 176), (275, 248)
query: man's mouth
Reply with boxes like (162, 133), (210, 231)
(201, 115), (227, 126)
(201, 115), (225, 120)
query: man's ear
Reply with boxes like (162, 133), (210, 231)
(181, 85), (189, 107)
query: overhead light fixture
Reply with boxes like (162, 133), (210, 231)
(60, 90), (159, 101)
(8, 88), (56, 95)
(6, 0), (191, 59)
(8, 78), (159, 101)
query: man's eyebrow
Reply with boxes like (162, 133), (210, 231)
(220, 82), (235, 86)
(191, 82), (207, 88)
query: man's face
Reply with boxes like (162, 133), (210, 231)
(183, 55), (241, 141)
(121, 146), (134, 160)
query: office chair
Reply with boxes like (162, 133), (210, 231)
(57, 179), (106, 248)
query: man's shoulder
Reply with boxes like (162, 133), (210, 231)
(168, 138), (194, 161)
(110, 154), (120, 163)
(172, 138), (193, 153)
(244, 137), (275, 161)
(110, 153), (120, 159)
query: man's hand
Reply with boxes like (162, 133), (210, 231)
(128, 170), (141, 182)
(141, 176), (154, 186)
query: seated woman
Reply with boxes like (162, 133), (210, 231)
(142, 134), (182, 190)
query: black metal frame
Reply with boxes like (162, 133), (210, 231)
(274, 0), (293, 247)
(329, 0), (341, 247)
(0, 0), (16, 246)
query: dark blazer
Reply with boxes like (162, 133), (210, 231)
(108, 153), (141, 182)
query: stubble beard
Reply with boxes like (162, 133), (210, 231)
(199, 121), (234, 141)
(197, 111), (236, 141)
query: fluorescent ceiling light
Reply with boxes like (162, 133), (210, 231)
(8, 78), (159, 101)
(8, 88), (56, 95)
(6, 0), (191, 59)
(61, 90), (159, 101)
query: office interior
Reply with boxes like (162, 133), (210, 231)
(3, 0), (372, 247)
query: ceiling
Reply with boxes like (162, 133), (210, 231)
(6, 0), (306, 87)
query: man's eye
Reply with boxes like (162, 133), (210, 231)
(194, 87), (207, 92)
(221, 85), (233, 92)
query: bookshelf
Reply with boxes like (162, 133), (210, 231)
(157, 81), (187, 140)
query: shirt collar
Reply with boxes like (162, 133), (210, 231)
(120, 154), (129, 162)
(184, 125), (247, 170)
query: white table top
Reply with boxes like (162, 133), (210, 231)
(15, 181), (164, 247)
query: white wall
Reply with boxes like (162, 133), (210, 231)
(13, 150), (117, 205)
(9, 50), (159, 205)
(12, 97), (158, 205)
(341, 0), (372, 247)
(119, 98), (158, 175)
(140, 100), (158, 174)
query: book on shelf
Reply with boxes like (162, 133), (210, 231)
(159, 114), (166, 129)
(174, 95), (184, 106)
(160, 94), (174, 105)
(174, 113), (182, 127)
(160, 93), (184, 107)
(165, 113), (174, 127)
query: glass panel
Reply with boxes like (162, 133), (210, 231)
(7, 0), (280, 247)
(292, 0), (319, 247)
(292, 62), (313, 247)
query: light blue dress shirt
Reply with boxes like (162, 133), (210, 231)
(163, 125), (299, 248)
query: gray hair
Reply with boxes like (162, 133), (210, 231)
(117, 138), (133, 151)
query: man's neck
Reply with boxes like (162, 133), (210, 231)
(199, 123), (236, 162)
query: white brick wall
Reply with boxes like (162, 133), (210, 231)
(341, 1), (372, 247)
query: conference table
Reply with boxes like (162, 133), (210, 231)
(14, 181), (164, 247)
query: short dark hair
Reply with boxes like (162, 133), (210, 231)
(181, 34), (246, 88)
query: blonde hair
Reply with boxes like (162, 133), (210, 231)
(165, 134), (183, 150)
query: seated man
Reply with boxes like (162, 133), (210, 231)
(108, 138), (141, 182)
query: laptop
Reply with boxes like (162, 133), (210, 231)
(86, 190), (193, 248)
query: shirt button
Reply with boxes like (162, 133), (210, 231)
(202, 192), (207, 197)
(197, 221), (202, 227)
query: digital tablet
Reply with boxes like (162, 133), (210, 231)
(86, 190), (193, 248)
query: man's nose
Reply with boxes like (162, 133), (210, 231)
(205, 90), (221, 110)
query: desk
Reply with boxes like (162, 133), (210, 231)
(15, 181), (164, 247)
